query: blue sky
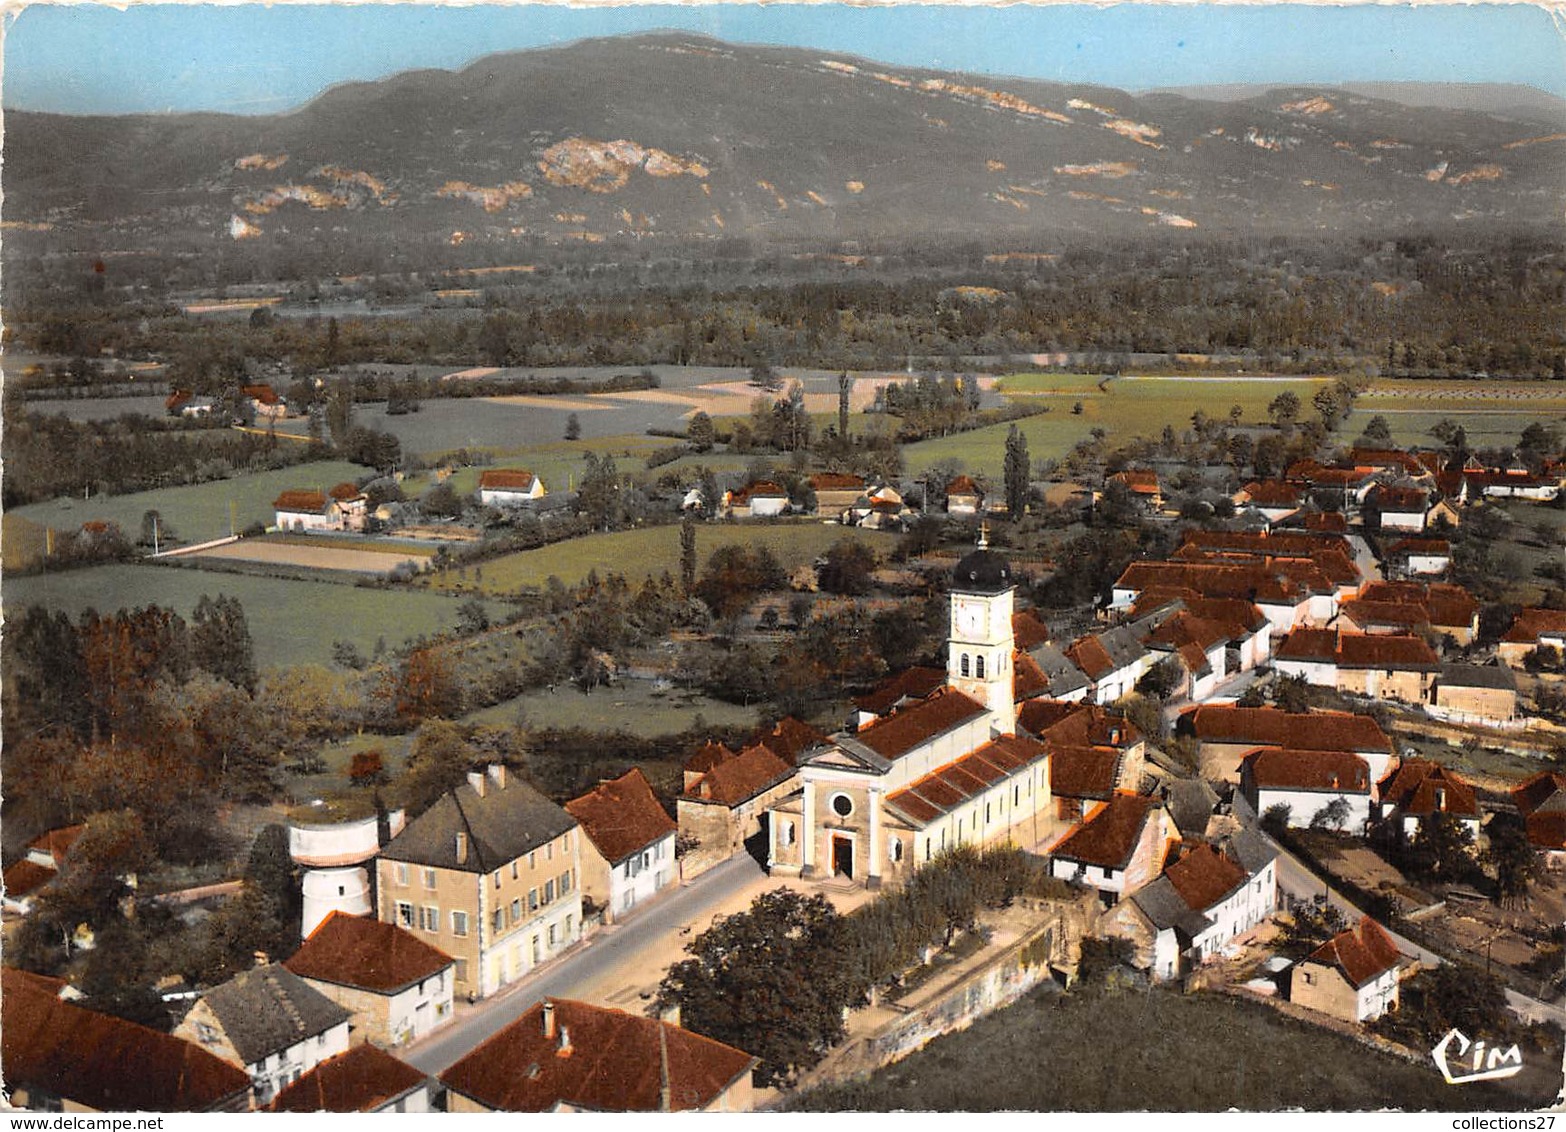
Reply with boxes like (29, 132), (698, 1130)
(5, 3), (1564, 115)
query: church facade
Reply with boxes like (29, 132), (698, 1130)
(766, 544), (1054, 888)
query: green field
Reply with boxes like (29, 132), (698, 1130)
(788, 983), (1551, 1112)
(1344, 408), (1560, 451)
(415, 520), (899, 595)
(905, 374), (1328, 477)
(464, 678), (760, 735)
(5, 564), (494, 670)
(8, 460), (369, 549)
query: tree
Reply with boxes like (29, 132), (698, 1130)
(1485, 813), (1539, 905)
(817, 538), (878, 596)
(578, 452), (621, 531)
(1310, 796), (1352, 833)
(190, 594), (257, 694)
(421, 482), (463, 520)
(1362, 415), (1394, 445)
(687, 411), (715, 452)
(1273, 673), (1313, 713)
(1267, 391), (1301, 427)
(1134, 656), (1182, 702)
(245, 824), (300, 932)
(564, 412), (582, 441)
(680, 515), (697, 593)
(1406, 811), (1475, 881)
(396, 720), (478, 813)
(837, 372), (852, 438)
(1260, 803), (1293, 837)
(1003, 423), (1030, 520)
(749, 361), (782, 392)
(456, 598), (490, 634)
(656, 889), (861, 1087)
(393, 649), (462, 725)
(324, 381), (354, 444)
(348, 749), (388, 786)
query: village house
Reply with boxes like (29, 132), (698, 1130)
(1497, 607), (1566, 670)
(439, 999), (757, 1112)
(1464, 466), (1563, 502)
(273, 489), (338, 532)
(1172, 529), (1362, 602)
(165, 389), (217, 418)
(1142, 609), (1233, 702)
(1375, 760), (1481, 841)
(1430, 664), (1519, 725)
(1232, 480), (1303, 525)
(478, 469), (546, 507)
(270, 1045), (432, 1114)
(1103, 830), (1277, 981)
(4, 968), (253, 1113)
(1104, 469), (1163, 511)
(1065, 612), (1166, 705)
(1109, 559), (1325, 636)
(328, 482), (370, 531)
(565, 768), (677, 923)
(2, 823), (86, 918)
(174, 963), (352, 1107)
(1047, 792), (1176, 904)
(242, 383), (289, 420)
(1368, 484), (1459, 532)
(767, 545), (1062, 887)
(808, 471), (868, 516)
(1385, 537), (1452, 578)
(945, 474), (984, 516)
(1129, 593), (1274, 674)
(376, 765), (582, 1001)
(283, 912), (456, 1049)
(1238, 748), (1373, 831)
(1512, 772), (1566, 867)
(1177, 705), (1397, 785)
(1284, 460), (1380, 507)
(1273, 628), (1440, 704)
(853, 666), (948, 728)
(1340, 581), (1478, 644)
(1290, 916), (1408, 1023)
(676, 720), (822, 879)
(722, 480), (790, 518)
(1035, 703), (1148, 824)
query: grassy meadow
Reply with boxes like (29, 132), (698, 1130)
(5, 564), (495, 670)
(413, 519), (897, 596)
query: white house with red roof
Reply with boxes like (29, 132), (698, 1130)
(565, 768), (677, 923)
(479, 469), (546, 507)
(1047, 792), (1175, 902)
(1238, 747), (1373, 831)
(1291, 916), (1408, 1022)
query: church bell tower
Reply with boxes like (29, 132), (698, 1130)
(948, 526), (1017, 734)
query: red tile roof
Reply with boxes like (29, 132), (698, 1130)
(946, 475), (981, 496)
(1109, 470), (1161, 495)
(1512, 771), (1566, 817)
(1048, 745), (1123, 800)
(439, 998), (755, 1112)
(1163, 841), (1248, 912)
(1240, 748), (1371, 793)
(753, 717), (829, 761)
(28, 824), (86, 865)
(808, 472), (867, 491)
(480, 469), (539, 492)
(853, 667), (946, 718)
(683, 744), (794, 807)
(1359, 582), (1477, 630)
(1377, 760), (1479, 820)
(3, 858), (58, 900)
(852, 688), (988, 762)
(1347, 449), (1431, 477)
(1305, 917), (1403, 988)
(1372, 485), (1430, 512)
(1011, 651), (1051, 701)
(2, 968), (251, 1111)
(1525, 812), (1566, 851)
(271, 1044), (427, 1113)
(1237, 480), (1302, 507)
(243, 383), (281, 406)
(1182, 705), (1393, 756)
(1387, 537), (1451, 557)
(1335, 633), (1440, 671)
(1066, 635), (1117, 680)
(1019, 700), (1141, 749)
(886, 735), (1048, 827)
(274, 489), (329, 513)
(1051, 793), (1165, 870)
(1115, 561), (1309, 604)
(565, 769), (676, 865)
(1502, 608), (1566, 645)
(732, 480), (788, 502)
(1302, 511), (1348, 532)
(1339, 599), (1429, 630)
(166, 389), (193, 411)
(1012, 610), (1053, 651)
(1276, 628), (1339, 663)
(328, 482), (364, 501)
(684, 741), (735, 777)
(286, 911), (454, 993)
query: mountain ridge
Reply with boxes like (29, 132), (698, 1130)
(5, 32), (1562, 253)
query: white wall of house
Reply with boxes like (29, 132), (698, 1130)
(1189, 859), (1276, 961)
(750, 495), (789, 517)
(250, 1021), (351, 1106)
(1246, 786), (1371, 831)
(1405, 553), (1450, 575)
(1357, 969), (1401, 1021)
(385, 969), (456, 1046)
(477, 890), (583, 998)
(275, 509), (338, 532)
(1275, 657), (1337, 687)
(610, 833), (676, 919)
(1380, 511), (1426, 532)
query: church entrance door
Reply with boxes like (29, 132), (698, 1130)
(832, 834), (854, 879)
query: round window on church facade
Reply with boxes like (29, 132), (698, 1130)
(830, 792), (854, 818)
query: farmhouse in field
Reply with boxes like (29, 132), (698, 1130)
(1290, 916), (1408, 1023)
(722, 480), (789, 518)
(478, 469), (546, 506)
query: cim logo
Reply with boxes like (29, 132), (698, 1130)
(1431, 1028), (1525, 1085)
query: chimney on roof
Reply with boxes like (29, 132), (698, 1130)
(467, 769), (486, 798)
(557, 1024), (572, 1055)
(542, 1000), (556, 1040)
(455, 832), (468, 865)
(488, 764), (507, 790)
(1434, 786), (1446, 811)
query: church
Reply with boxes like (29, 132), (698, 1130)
(765, 539), (1057, 888)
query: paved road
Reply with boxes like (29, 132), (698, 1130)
(404, 853), (766, 1076)
(1272, 836), (1566, 1030)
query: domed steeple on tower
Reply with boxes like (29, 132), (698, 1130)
(948, 524), (1016, 733)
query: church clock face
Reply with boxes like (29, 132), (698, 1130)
(956, 599), (984, 638)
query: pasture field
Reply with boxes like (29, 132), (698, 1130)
(1350, 378), (1566, 450)
(7, 460), (368, 549)
(904, 374), (1328, 477)
(464, 678), (760, 735)
(25, 395), (173, 420)
(5, 564), (495, 670)
(3, 513), (52, 571)
(414, 520), (898, 595)
(189, 535), (433, 575)
(404, 434), (686, 501)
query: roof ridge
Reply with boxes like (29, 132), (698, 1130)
(450, 789), (489, 875)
